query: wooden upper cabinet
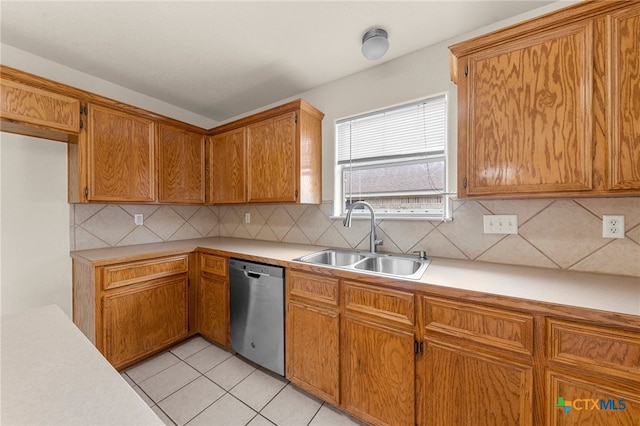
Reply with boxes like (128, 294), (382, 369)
(85, 104), (155, 202)
(608, 5), (640, 190)
(207, 127), (246, 204)
(157, 123), (205, 203)
(450, 1), (640, 198)
(247, 112), (298, 203)
(453, 22), (594, 197)
(0, 77), (80, 141)
(207, 99), (323, 205)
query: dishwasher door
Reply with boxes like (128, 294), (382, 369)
(229, 258), (285, 376)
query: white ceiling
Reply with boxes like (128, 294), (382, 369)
(1, 1), (553, 122)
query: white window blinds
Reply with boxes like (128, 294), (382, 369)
(337, 95), (446, 164)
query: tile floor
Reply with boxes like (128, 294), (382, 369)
(121, 336), (365, 426)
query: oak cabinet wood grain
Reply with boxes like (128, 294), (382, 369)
(207, 99), (323, 204)
(341, 281), (416, 426)
(0, 78), (80, 141)
(206, 127), (246, 204)
(608, 4), (640, 190)
(450, 1), (640, 198)
(286, 270), (340, 405)
(247, 112), (298, 203)
(72, 254), (190, 370)
(103, 276), (188, 369)
(423, 339), (533, 426)
(197, 253), (229, 347)
(69, 103), (156, 203)
(157, 123), (205, 204)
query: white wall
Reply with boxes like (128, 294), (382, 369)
(0, 134), (71, 316)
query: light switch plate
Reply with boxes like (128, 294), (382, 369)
(483, 215), (518, 234)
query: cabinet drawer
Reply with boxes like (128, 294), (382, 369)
(102, 255), (188, 290)
(344, 281), (414, 328)
(547, 318), (640, 380)
(1, 79), (80, 133)
(200, 253), (227, 277)
(423, 296), (534, 355)
(288, 270), (338, 307)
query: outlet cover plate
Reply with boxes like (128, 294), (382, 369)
(602, 215), (624, 238)
(483, 214), (518, 234)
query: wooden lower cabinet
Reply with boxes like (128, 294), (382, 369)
(103, 277), (188, 369)
(422, 340), (533, 426)
(72, 254), (192, 370)
(287, 301), (340, 404)
(286, 270), (340, 405)
(198, 253), (229, 347)
(341, 280), (416, 426)
(546, 370), (640, 426)
(342, 316), (415, 426)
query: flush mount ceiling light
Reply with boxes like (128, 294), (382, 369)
(361, 28), (389, 60)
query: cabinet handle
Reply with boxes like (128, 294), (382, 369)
(79, 119), (83, 129)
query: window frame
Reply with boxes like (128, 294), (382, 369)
(333, 94), (452, 221)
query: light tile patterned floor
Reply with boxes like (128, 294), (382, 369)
(121, 336), (365, 426)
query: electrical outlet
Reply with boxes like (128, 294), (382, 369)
(602, 215), (624, 238)
(483, 214), (518, 234)
(245, 213), (251, 224)
(134, 214), (144, 226)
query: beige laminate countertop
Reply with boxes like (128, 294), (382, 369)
(1, 305), (164, 426)
(71, 237), (640, 317)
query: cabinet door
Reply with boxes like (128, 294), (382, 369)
(102, 276), (188, 369)
(157, 123), (205, 203)
(207, 128), (246, 203)
(199, 275), (229, 347)
(87, 104), (155, 202)
(547, 370), (640, 426)
(287, 300), (340, 405)
(0, 79), (80, 134)
(422, 339), (533, 426)
(460, 22), (593, 196)
(608, 5), (640, 190)
(342, 316), (415, 426)
(246, 112), (297, 203)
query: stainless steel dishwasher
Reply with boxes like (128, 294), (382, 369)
(229, 258), (285, 376)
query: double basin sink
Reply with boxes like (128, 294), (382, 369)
(294, 249), (431, 280)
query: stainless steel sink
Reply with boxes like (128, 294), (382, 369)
(294, 249), (430, 280)
(353, 256), (424, 276)
(298, 249), (367, 267)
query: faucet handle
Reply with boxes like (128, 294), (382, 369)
(412, 250), (427, 259)
(375, 239), (383, 246)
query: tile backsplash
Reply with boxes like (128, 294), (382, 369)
(70, 197), (640, 278)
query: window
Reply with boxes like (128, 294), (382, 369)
(335, 95), (449, 219)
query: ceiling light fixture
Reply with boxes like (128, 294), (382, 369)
(361, 28), (389, 60)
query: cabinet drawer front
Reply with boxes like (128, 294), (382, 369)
(1, 80), (80, 133)
(102, 255), (188, 290)
(288, 271), (338, 307)
(200, 253), (227, 277)
(547, 319), (640, 380)
(423, 296), (534, 355)
(344, 281), (414, 328)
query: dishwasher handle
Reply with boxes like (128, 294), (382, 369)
(244, 270), (270, 279)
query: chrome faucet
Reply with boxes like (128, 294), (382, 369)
(343, 201), (383, 253)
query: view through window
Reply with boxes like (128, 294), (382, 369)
(336, 95), (448, 219)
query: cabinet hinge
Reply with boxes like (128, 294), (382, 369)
(464, 64), (469, 77)
(414, 340), (424, 354)
(84, 187), (89, 198)
(294, 114), (298, 124)
(462, 176), (468, 188)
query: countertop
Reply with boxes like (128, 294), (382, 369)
(71, 237), (640, 317)
(1, 304), (164, 426)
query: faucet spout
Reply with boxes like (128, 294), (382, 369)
(343, 201), (382, 253)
